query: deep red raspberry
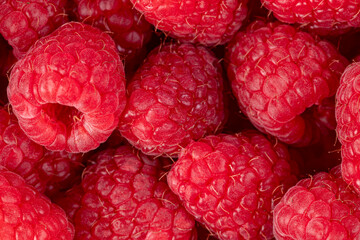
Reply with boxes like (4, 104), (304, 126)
(0, 0), (68, 59)
(7, 22), (127, 153)
(274, 165), (360, 239)
(56, 145), (197, 240)
(119, 43), (225, 157)
(72, 0), (153, 74)
(0, 106), (84, 197)
(261, 0), (360, 36)
(225, 21), (348, 146)
(335, 62), (360, 194)
(167, 131), (298, 239)
(0, 166), (74, 239)
(131, 0), (249, 46)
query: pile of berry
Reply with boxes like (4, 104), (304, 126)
(1, 0), (360, 239)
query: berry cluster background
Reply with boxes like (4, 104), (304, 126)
(1, 0), (360, 239)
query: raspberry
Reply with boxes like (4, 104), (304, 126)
(225, 21), (348, 146)
(131, 0), (249, 46)
(7, 22), (127, 153)
(0, 105), (84, 197)
(273, 165), (360, 239)
(335, 62), (360, 194)
(118, 43), (225, 157)
(261, 0), (360, 36)
(0, 0), (68, 59)
(0, 166), (74, 239)
(73, 0), (153, 74)
(167, 131), (298, 239)
(56, 145), (197, 240)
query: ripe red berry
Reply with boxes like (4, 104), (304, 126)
(119, 43), (225, 157)
(131, 0), (249, 46)
(72, 0), (153, 74)
(7, 22), (127, 153)
(335, 62), (360, 194)
(56, 145), (197, 240)
(167, 131), (298, 239)
(274, 165), (360, 239)
(0, 106), (84, 197)
(0, 166), (74, 239)
(226, 21), (348, 146)
(261, 0), (360, 36)
(0, 0), (68, 58)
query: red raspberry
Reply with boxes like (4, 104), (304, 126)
(0, 0), (68, 59)
(273, 165), (360, 239)
(131, 0), (249, 46)
(0, 106), (84, 197)
(0, 166), (74, 239)
(261, 0), (360, 36)
(56, 145), (197, 240)
(7, 22), (127, 153)
(335, 62), (360, 194)
(225, 21), (348, 146)
(119, 43), (225, 157)
(167, 131), (298, 239)
(73, 0), (153, 74)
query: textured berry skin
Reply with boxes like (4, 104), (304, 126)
(0, 166), (74, 239)
(7, 22), (127, 153)
(335, 62), (360, 194)
(56, 145), (197, 240)
(0, 106), (84, 197)
(119, 43), (225, 157)
(0, 0), (68, 59)
(73, 0), (153, 73)
(273, 165), (360, 239)
(167, 131), (298, 240)
(225, 21), (348, 146)
(261, 0), (360, 36)
(131, 0), (248, 46)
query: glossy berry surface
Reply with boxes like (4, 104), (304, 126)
(119, 43), (225, 157)
(131, 0), (249, 46)
(0, 106), (84, 197)
(167, 131), (298, 239)
(226, 21), (348, 146)
(73, 0), (153, 73)
(336, 62), (360, 194)
(7, 22), (127, 153)
(274, 165), (360, 239)
(57, 145), (197, 240)
(261, 0), (360, 35)
(0, 0), (68, 58)
(0, 166), (74, 239)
